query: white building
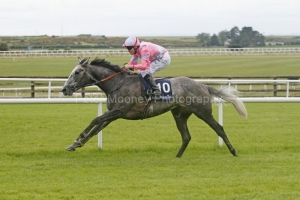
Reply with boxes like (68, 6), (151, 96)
(265, 41), (284, 46)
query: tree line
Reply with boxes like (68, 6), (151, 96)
(196, 26), (265, 47)
(0, 43), (9, 51)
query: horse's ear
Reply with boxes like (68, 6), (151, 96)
(78, 57), (81, 64)
(82, 57), (90, 67)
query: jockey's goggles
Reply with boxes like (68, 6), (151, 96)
(126, 46), (134, 51)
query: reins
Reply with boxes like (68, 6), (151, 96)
(99, 68), (127, 83)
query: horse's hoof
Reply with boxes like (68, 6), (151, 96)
(73, 141), (83, 148)
(66, 146), (76, 151)
(231, 149), (238, 156)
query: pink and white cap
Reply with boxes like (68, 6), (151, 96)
(122, 36), (140, 47)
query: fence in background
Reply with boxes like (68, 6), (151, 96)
(1, 48), (300, 58)
(1, 78), (300, 98)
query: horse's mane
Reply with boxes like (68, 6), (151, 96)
(85, 57), (123, 72)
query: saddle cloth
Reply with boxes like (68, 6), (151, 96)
(138, 74), (173, 100)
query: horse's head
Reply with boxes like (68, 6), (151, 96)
(62, 57), (126, 96)
(62, 57), (92, 96)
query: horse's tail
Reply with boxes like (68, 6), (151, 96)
(206, 85), (248, 118)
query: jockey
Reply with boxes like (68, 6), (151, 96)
(122, 36), (171, 100)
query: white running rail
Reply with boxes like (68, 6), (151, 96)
(1, 78), (300, 98)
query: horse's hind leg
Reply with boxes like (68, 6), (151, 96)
(171, 107), (192, 158)
(197, 113), (238, 156)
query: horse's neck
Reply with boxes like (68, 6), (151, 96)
(92, 67), (127, 94)
(99, 73), (141, 96)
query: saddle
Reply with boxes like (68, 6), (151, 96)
(137, 74), (173, 119)
(137, 74), (172, 100)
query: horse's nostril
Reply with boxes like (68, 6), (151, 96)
(61, 88), (66, 92)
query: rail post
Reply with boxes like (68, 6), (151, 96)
(31, 81), (35, 98)
(218, 102), (223, 147)
(273, 77), (277, 97)
(81, 87), (85, 98)
(48, 81), (51, 98)
(98, 102), (103, 148)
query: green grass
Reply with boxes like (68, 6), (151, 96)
(0, 103), (299, 199)
(0, 55), (300, 77)
(155, 55), (300, 77)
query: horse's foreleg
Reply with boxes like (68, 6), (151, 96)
(66, 109), (122, 151)
(171, 108), (192, 158)
(66, 123), (103, 151)
(78, 121), (111, 146)
(74, 131), (88, 142)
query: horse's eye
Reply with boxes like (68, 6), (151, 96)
(75, 69), (82, 74)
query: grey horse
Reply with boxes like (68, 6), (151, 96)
(62, 58), (247, 157)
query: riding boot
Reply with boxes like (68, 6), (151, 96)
(144, 74), (161, 100)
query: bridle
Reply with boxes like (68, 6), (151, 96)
(73, 64), (127, 90)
